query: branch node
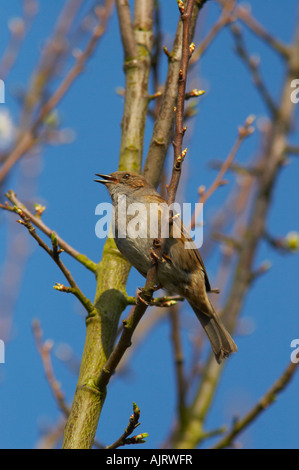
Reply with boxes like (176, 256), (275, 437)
(163, 45), (173, 61)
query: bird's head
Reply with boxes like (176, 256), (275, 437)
(94, 171), (154, 199)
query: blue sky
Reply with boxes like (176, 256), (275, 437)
(0, 0), (298, 449)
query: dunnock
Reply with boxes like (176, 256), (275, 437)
(95, 171), (237, 363)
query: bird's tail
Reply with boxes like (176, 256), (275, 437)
(190, 301), (237, 364)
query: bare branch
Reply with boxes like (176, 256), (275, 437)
(233, 4), (291, 58)
(171, 12), (299, 449)
(213, 359), (299, 449)
(190, 0), (236, 65)
(231, 24), (278, 117)
(169, 305), (187, 425)
(0, 191), (97, 273)
(32, 319), (70, 417)
(189, 115), (255, 230)
(0, 0), (114, 184)
(143, 0), (207, 188)
(200, 115), (255, 204)
(117, 0), (154, 171)
(167, 0), (196, 204)
(0, 0), (38, 79)
(285, 144), (299, 156)
(1, 193), (93, 313)
(115, 0), (137, 59)
(106, 402), (147, 449)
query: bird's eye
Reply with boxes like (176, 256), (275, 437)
(123, 173), (130, 180)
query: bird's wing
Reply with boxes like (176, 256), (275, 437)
(140, 193), (212, 292)
(167, 215), (211, 292)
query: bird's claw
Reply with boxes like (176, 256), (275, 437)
(150, 248), (160, 262)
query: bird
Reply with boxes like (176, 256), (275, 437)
(95, 170), (237, 363)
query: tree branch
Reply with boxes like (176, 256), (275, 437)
(92, 0), (199, 432)
(231, 24), (278, 117)
(106, 402), (147, 449)
(1, 195), (94, 313)
(213, 359), (299, 449)
(233, 3), (291, 59)
(0, 191), (97, 273)
(143, 0), (207, 188)
(169, 305), (187, 426)
(115, 0), (137, 59)
(62, 0), (156, 450)
(167, 0), (196, 203)
(0, 0), (114, 184)
(189, 115), (255, 230)
(171, 12), (299, 450)
(32, 319), (70, 417)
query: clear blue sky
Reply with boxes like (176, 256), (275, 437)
(0, 0), (298, 449)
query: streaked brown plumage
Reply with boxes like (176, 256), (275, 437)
(95, 171), (237, 363)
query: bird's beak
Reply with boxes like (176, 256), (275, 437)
(94, 174), (118, 184)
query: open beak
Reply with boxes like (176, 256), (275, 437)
(94, 173), (118, 184)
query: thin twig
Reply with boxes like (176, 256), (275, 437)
(190, 0), (236, 65)
(167, 0), (196, 204)
(143, 0), (206, 188)
(233, 3), (290, 58)
(0, 0), (114, 184)
(213, 359), (299, 449)
(169, 305), (187, 424)
(106, 403), (147, 449)
(126, 294), (184, 307)
(1, 194), (93, 313)
(231, 24), (278, 117)
(189, 115), (255, 230)
(285, 144), (299, 156)
(0, 191), (97, 273)
(32, 319), (70, 416)
(18, 0), (85, 133)
(201, 115), (255, 204)
(0, 0), (38, 79)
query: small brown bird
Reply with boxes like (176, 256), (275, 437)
(95, 171), (237, 363)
